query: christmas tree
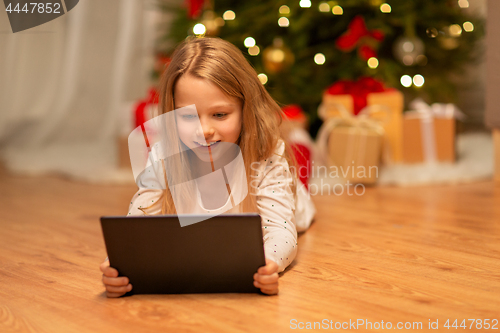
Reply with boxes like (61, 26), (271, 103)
(156, 0), (484, 132)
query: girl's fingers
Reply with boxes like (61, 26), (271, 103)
(253, 280), (278, 291)
(102, 275), (129, 287)
(100, 264), (119, 278)
(253, 272), (279, 284)
(106, 291), (126, 298)
(258, 260), (278, 275)
(260, 288), (279, 295)
(105, 284), (132, 294)
(99, 260), (109, 271)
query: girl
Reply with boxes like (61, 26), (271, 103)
(100, 36), (315, 297)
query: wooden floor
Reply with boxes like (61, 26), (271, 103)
(0, 167), (499, 333)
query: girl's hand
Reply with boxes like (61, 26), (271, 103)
(99, 258), (132, 298)
(253, 258), (279, 295)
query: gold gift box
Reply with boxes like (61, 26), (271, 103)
(402, 112), (456, 163)
(322, 90), (404, 164)
(327, 125), (383, 184)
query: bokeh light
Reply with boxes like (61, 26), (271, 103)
(332, 5), (343, 15)
(193, 23), (206, 35)
(314, 53), (326, 65)
(367, 57), (379, 68)
(244, 37), (256, 48)
(278, 17), (290, 27)
(380, 3), (391, 13)
(223, 10), (235, 20)
(401, 75), (412, 87)
(413, 74), (425, 87)
(258, 73), (268, 85)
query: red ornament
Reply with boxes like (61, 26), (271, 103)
(185, 0), (205, 19)
(335, 16), (384, 61)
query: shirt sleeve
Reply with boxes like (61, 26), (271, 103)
(127, 150), (164, 216)
(255, 140), (298, 273)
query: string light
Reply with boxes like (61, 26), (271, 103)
(314, 53), (326, 65)
(332, 5), (343, 15)
(278, 17), (290, 27)
(416, 55), (428, 66)
(463, 21), (474, 32)
(413, 74), (425, 87)
(319, 2), (330, 12)
(279, 5), (290, 14)
(193, 23), (206, 35)
(458, 0), (469, 8)
(244, 37), (256, 48)
(248, 46), (260, 56)
(380, 3), (391, 13)
(367, 57), (379, 68)
(400, 75), (412, 87)
(449, 24), (462, 37)
(300, 0), (312, 8)
(258, 73), (268, 85)
(223, 10), (235, 20)
(215, 17), (225, 27)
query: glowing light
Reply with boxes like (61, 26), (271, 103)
(367, 57), (379, 69)
(463, 21), (474, 32)
(319, 2), (330, 12)
(402, 55), (414, 66)
(402, 41), (414, 52)
(380, 3), (391, 13)
(215, 17), (225, 27)
(193, 23), (206, 35)
(258, 73), (268, 85)
(248, 45), (260, 56)
(223, 10), (235, 20)
(244, 37), (256, 48)
(413, 74), (424, 87)
(332, 5), (343, 15)
(300, 0), (312, 8)
(279, 5), (290, 14)
(458, 0), (469, 8)
(449, 24), (462, 37)
(416, 55), (427, 66)
(278, 17), (289, 27)
(314, 53), (326, 65)
(401, 75), (412, 87)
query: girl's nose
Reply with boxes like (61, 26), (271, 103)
(196, 121), (215, 139)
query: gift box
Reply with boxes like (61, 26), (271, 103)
(316, 107), (385, 184)
(327, 125), (383, 184)
(402, 99), (463, 164)
(320, 77), (404, 164)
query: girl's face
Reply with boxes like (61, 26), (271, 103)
(173, 74), (243, 163)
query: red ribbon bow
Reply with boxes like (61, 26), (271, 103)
(134, 88), (159, 129)
(282, 104), (307, 123)
(325, 77), (392, 115)
(335, 16), (384, 61)
(185, 0), (205, 19)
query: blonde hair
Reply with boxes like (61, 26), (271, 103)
(140, 36), (298, 215)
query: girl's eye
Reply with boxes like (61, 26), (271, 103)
(182, 114), (198, 120)
(214, 113), (227, 119)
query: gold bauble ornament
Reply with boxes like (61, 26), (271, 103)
(262, 37), (295, 74)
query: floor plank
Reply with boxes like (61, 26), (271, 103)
(0, 168), (499, 332)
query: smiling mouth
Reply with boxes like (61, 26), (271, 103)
(194, 140), (221, 147)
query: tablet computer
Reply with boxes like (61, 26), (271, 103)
(100, 214), (265, 295)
